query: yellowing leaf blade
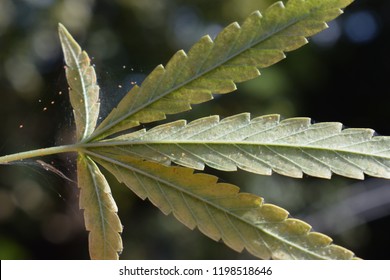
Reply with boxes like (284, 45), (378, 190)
(89, 153), (357, 260)
(90, 113), (390, 180)
(59, 24), (100, 141)
(77, 154), (123, 259)
(91, 0), (353, 140)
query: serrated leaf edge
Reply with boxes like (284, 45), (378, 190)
(87, 151), (357, 260)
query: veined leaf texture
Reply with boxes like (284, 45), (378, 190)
(60, 25), (122, 260)
(90, 114), (390, 180)
(77, 154), (123, 259)
(91, 0), (353, 140)
(55, 0), (363, 259)
(89, 154), (356, 260)
(58, 23), (100, 141)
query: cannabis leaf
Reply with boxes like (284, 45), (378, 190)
(59, 24), (122, 259)
(58, 23), (100, 141)
(89, 113), (390, 180)
(57, 0), (357, 260)
(0, 0), (363, 260)
(90, 0), (353, 140)
(78, 155), (123, 259)
(87, 153), (356, 260)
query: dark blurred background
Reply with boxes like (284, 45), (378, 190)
(1, 0), (390, 260)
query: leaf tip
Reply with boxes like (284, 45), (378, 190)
(58, 22), (64, 30)
(58, 22), (70, 40)
(58, 22), (82, 66)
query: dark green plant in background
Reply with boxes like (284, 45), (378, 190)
(1, 0), (389, 259)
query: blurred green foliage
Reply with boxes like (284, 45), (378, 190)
(1, 0), (390, 259)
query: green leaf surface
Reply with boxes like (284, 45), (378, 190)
(88, 152), (357, 260)
(91, 0), (353, 140)
(77, 154), (123, 259)
(89, 113), (390, 180)
(59, 23), (100, 141)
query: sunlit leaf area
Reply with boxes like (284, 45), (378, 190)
(0, 0), (389, 259)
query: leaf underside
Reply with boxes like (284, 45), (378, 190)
(90, 113), (390, 180)
(77, 154), (123, 260)
(57, 0), (361, 260)
(91, 0), (353, 140)
(58, 23), (100, 141)
(89, 153), (357, 260)
(60, 24), (122, 259)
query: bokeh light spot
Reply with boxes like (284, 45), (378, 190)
(344, 11), (378, 44)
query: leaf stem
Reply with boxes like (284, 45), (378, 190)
(0, 144), (81, 164)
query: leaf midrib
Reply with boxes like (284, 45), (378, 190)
(84, 140), (390, 159)
(87, 150), (336, 259)
(62, 35), (91, 140)
(86, 157), (108, 256)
